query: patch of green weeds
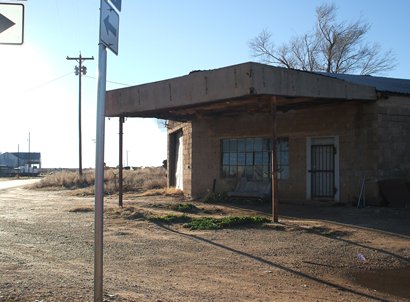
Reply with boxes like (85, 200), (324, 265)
(185, 217), (221, 230)
(172, 203), (199, 213)
(184, 216), (270, 230)
(136, 210), (269, 231)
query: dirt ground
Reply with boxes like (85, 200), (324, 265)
(0, 185), (409, 302)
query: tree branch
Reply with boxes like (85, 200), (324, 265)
(248, 3), (397, 75)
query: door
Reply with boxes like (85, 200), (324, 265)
(307, 137), (339, 201)
(310, 144), (335, 198)
(173, 131), (184, 190)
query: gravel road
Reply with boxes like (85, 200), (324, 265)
(0, 187), (409, 301)
(0, 178), (41, 190)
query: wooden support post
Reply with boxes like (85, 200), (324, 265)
(119, 116), (124, 208)
(271, 97), (279, 222)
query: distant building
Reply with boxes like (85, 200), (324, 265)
(0, 152), (41, 168)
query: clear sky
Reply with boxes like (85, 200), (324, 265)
(0, 0), (409, 168)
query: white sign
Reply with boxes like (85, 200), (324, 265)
(99, 0), (119, 55)
(0, 3), (24, 45)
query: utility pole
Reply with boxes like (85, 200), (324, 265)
(66, 53), (94, 175)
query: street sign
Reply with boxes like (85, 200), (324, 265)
(99, 0), (119, 55)
(95, 0), (122, 299)
(0, 3), (24, 45)
(109, 0), (121, 12)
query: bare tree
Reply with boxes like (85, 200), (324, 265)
(249, 3), (397, 75)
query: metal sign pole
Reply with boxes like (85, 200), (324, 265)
(95, 1), (120, 300)
(94, 42), (107, 302)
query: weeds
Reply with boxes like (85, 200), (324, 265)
(171, 203), (198, 213)
(184, 217), (220, 230)
(108, 203), (269, 230)
(184, 216), (270, 230)
(31, 167), (167, 195)
(139, 187), (183, 197)
(148, 213), (269, 230)
(33, 170), (95, 190)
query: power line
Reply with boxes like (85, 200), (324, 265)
(84, 75), (131, 87)
(24, 71), (73, 92)
(23, 71), (132, 93)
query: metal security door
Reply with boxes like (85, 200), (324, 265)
(310, 144), (335, 198)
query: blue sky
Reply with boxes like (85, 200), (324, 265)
(0, 0), (409, 168)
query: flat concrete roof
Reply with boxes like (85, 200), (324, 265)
(318, 72), (410, 95)
(106, 62), (377, 119)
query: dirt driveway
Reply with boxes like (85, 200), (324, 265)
(0, 187), (409, 301)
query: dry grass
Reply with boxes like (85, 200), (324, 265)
(31, 167), (167, 195)
(138, 187), (184, 197)
(33, 170), (95, 189)
(68, 207), (94, 213)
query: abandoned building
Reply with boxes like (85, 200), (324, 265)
(106, 62), (410, 206)
(0, 152), (41, 169)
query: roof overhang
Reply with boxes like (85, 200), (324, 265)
(105, 62), (377, 120)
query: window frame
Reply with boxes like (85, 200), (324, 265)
(221, 136), (289, 180)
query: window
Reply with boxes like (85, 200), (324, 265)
(221, 137), (289, 180)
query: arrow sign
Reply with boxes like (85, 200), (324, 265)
(0, 13), (15, 34)
(0, 3), (24, 45)
(104, 15), (117, 37)
(109, 0), (121, 12)
(99, 0), (119, 55)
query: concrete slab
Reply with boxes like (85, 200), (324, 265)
(105, 62), (377, 118)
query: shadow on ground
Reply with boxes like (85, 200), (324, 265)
(220, 199), (410, 237)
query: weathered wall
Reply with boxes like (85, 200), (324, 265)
(188, 101), (378, 202)
(167, 121), (193, 195)
(375, 96), (410, 180)
(0, 153), (19, 168)
(169, 96), (410, 203)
